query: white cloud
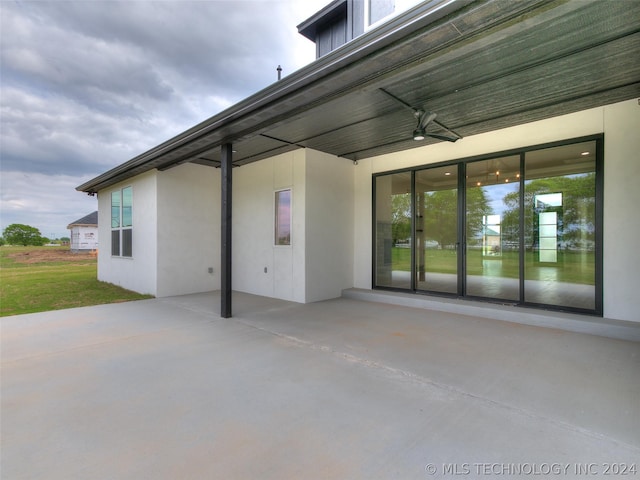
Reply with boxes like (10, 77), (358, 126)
(0, 0), (327, 236)
(1, 171), (98, 239)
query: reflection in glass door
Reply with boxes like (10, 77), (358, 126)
(415, 166), (459, 294)
(374, 172), (412, 289)
(524, 142), (597, 310)
(465, 156), (520, 301)
(373, 137), (601, 315)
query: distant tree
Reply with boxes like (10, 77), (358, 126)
(391, 193), (411, 243)
(60, 237), (70, 243)
(420, 187), (491, 248)
(502, 173), (596, 248)
(2, 224), (46, 246)
(0, 237), (5, 246)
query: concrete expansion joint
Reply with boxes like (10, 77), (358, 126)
(232, 315), (640, 454)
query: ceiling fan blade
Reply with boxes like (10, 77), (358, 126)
(426, 133), (460, 143)
(419, 111), (437, 129)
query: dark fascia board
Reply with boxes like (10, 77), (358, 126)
(297, 0), (347, 41)
(76, 0), (476, 194)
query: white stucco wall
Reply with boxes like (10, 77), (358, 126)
(156, 163), (220, 297)
(233, 150), (307, 302)
(232, 148), (354, 303)
(97, 170), (158, 295)
(353, 98), (640, 322)
(305, 149), (355, 302)
(602, 99), (640, 321)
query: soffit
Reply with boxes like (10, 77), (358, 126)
(78, 0), (640, 193)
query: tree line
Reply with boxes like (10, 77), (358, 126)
(1, 224), (68, 246)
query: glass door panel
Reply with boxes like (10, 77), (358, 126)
(415, 166), (458, 294)
(465, 156), (521, 300)
(374, 172), (412, 289)
(524, 142), (597, 310)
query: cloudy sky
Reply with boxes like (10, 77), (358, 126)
(0, 0), (327, 239)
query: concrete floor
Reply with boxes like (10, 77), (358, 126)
(2, 292), (639, 479)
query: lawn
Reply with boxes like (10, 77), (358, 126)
(390, 246), (595, 285)
(0, 246), (153, 317)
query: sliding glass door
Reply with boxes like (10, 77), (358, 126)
(374, 172), (412, 289)
(373, 136), (602, 315)
(414, 166), (459, 294)
(523, 142), (597, 310)
(465, 156), (520, 301)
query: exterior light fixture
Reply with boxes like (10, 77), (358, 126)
(581, 151), (590, 156)
(413, 128), (426, 141)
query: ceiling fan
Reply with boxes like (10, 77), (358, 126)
(379, 88), (462, 142)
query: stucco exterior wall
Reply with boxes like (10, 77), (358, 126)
(156, 163), (220, 297)
(305, 149), (355, 302)
(233, 149), (307, 302)
(353, 98), (640, 322)
(232, 148), (354, 303)
(602, 100), (640, 321)
(97, 170), (158, 295)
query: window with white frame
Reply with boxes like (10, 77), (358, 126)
(111, 186), (132, 257)
(274, 189), (291, 246)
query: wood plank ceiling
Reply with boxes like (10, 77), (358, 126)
(78, 0), (640, 193)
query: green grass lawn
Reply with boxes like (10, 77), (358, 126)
(390, 247), (595, 285)
(0, 246), (153, 317)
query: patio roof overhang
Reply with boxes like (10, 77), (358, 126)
(77, 0), (640, 195)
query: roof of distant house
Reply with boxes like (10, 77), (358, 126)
(67, 211), (98, 228)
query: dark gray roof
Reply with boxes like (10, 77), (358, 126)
(77, 0), (640, 195)
(67, 211), (98, 228)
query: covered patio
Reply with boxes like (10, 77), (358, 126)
(2, 293), (639, 478)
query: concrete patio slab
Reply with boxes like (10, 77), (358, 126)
(2, 292), (639, 479)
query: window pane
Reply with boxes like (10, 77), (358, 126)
(275, 190), (291, 246)
(369, 0), (394, 25)
(122, 229), (132, 257)
(415, 166), (458, 294)
(111, 191), (121, 228)
(524, 141), (596, 310)
(111, 230), (120, 256)
(374, 172), (412, 289)
(465, 156), (520, 300)
(122, 186), (132, 227)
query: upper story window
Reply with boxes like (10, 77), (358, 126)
(365, 0), (422, 30)
(111, 186), (132, 257)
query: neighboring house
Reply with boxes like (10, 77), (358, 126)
(77, 0), (640, 325)
(67, 211), (98, 252)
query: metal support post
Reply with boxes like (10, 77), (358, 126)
(221, 143), (233, 318)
